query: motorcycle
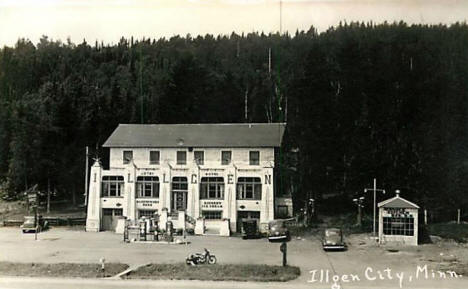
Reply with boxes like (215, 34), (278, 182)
(185, 248), (217, 266)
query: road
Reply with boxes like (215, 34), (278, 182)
(0, 227), (468, 288)
(1, 276), (467, 289)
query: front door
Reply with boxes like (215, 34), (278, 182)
(172, 191), (187, 211)
(172, 177), (188, 212)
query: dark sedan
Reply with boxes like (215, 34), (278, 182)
(322, 228), (347, 251)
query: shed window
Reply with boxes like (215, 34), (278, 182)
(383, 215), (414, 236)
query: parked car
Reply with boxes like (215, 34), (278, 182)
(20, 216), (48, 233)
(322, 228), (347, 251)
(268, 219), (290, 242)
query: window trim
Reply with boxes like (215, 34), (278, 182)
(221, 150), (232, 165)
(249, 151), (260, 166)
(149, 150), (160, 165)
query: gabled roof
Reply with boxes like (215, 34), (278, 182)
(103, 123), (286, 148)
(378, 195), (419, 209)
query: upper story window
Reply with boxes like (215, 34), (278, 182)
(221, 151), (231, 165)
(200, 177), (224, 199)
(177, 151), (187, 165)
(237, 177), (261, 200)
(123, 150), (133, 164)
(194, 151), (204, 165)
(249, 151), (260, 165)
(149, 151), (160, 165)
(136, 176), (159, 198)
(101, 176), (124, 197)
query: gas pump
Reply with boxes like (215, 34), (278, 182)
(139, 218), (147, 241)
(165, 221), (174, 242)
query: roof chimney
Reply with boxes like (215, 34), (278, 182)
(395, 190), (400, 197)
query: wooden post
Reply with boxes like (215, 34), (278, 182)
(280, 242), (287, 266)
(457, 209), (461, 224)
(424, 209), (427, 225)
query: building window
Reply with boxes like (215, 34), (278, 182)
(136, 176), (159, 198)
(249, 151), (260, 165)
(149, 151), (160, 165)
(103, 208), (123, 216)
(221, 151), (232, 165)
(200, 177), (224, 199)
(123, 150), (133, 164)
(202, 210), (223, 220)
(238, 211), (260, 219)
(138, 210), (158, 218)
(101, 176), (124, 197)
(276, 205), (289, 218)
(221, 151), (231, 165)
(237, 177), (261, 200)
(194, 151), (204, 165)
(177, 151), (186, 165)
(383, 216), (414, 236)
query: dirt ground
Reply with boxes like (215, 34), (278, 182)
(0, 227), (467, 288)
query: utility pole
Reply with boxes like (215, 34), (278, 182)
(364, 178), (385, 237)
(84, 146), (89, 206)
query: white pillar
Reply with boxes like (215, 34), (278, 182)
(86, 160), (102, 232)
(126, 161), (137, 221)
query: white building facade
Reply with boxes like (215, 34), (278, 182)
(86, 123), (287, 234)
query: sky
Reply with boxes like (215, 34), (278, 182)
(0, 0), (467, 47)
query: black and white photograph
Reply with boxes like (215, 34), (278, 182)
(0, 0), (467, 288)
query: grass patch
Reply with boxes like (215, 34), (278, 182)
(428, 223), (468, 243)
(125, 263), (300, 282)
(0, 262), (128, 278)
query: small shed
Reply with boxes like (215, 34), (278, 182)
(378, 192), (419, 246)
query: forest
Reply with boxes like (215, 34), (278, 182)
(0, 22), (467, 219)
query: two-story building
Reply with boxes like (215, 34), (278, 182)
(85, 123), (288, 235)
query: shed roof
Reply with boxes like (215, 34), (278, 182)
(378, 195), (419, 209)
(103, 123), (286, 148)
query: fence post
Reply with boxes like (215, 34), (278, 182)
(457, 209), (461, 225)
